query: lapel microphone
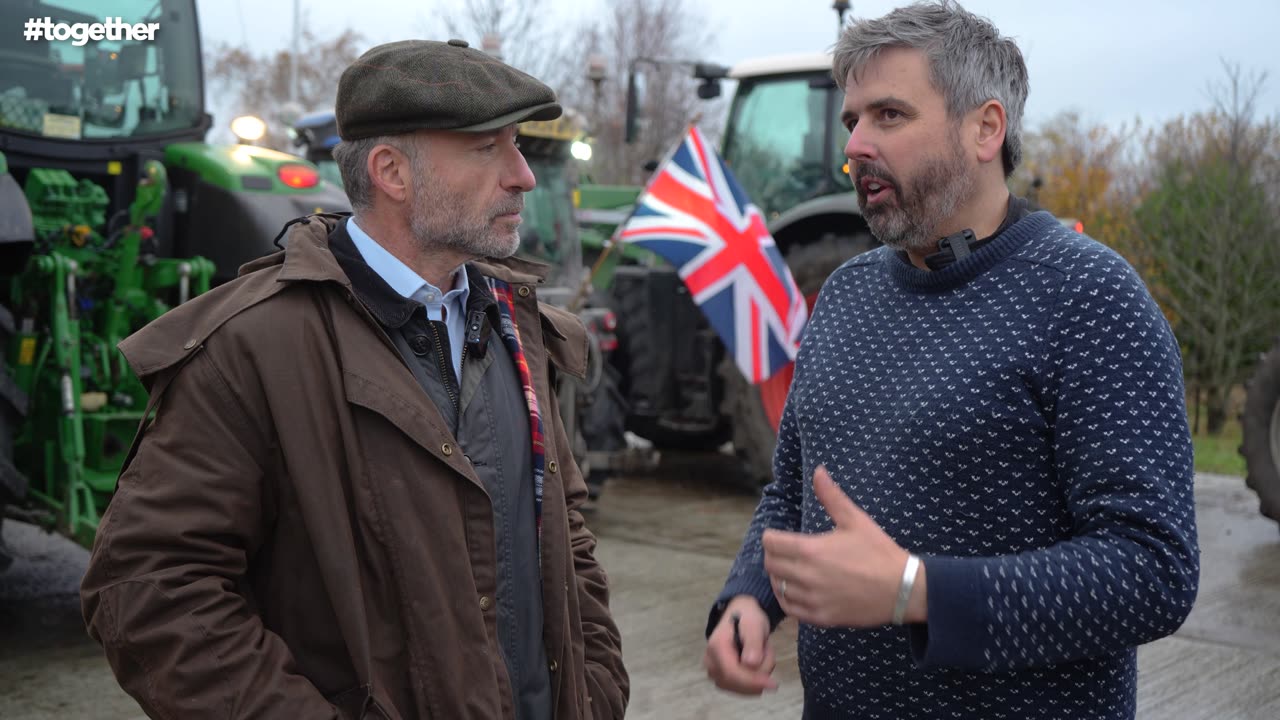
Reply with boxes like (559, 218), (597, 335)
(465, 309), (490, 359)
(924, 228), (977, 271)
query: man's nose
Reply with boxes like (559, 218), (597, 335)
(504, 147), (536, 193)
(844, 123), (877, 165)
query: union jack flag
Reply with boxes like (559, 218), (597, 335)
(617, 126), (807, 383)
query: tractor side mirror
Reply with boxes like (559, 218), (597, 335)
(693, 62), (727, 101)
(696, 79), (721, 100)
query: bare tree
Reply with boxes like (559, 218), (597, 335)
(425, 0), (722, 185)
(557, 0), (726, 185)
(206, 21), (365, 150)
(1133, 62), (1280, 434)
(434, 0), (573, 90)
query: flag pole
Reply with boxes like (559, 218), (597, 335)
(566, 123), (697, 314)
(567, 229), (624, 314)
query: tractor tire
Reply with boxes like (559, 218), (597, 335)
(787, 232), (878, 297)
(719, 355), (777, 489)
(611, 272), (728, 451)
(0, 303), (30, 573)
(720, 233), (877, 490)
(1242, 336), (1280, 526)
(580, 364), (628, 499)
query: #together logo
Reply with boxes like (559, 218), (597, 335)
(23, 17), (159, 46)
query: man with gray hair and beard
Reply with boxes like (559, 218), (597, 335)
(703, 2), (1198, 718)
(82, 39), (627, 719)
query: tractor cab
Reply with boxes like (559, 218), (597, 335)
(0, 0), (206, 146)
(513, 114), (589, 299)
(0, 0), (347, 560)
(1, 0), (349, 283)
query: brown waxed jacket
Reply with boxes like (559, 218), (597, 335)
(80, 214), (628, 719)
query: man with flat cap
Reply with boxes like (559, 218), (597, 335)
(81, 39), (628, 720)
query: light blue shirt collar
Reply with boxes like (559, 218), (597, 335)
(347, 217), (471, 379)
(346, 218), (470, 307)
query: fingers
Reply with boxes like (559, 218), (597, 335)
(736, 607), (770, 668)
(763, 537), (815, 588)
(761, 638), (778, 676)
(703, 606), (778, 695)
(769, 573), (818, 622)
(761, 527), (808, 561)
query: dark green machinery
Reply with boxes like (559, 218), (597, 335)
(0, 0), (349, 569)
(2, 155), (212, 554)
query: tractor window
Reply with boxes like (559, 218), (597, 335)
(722, 74), (847, 220)
(0, 0), (202, 140)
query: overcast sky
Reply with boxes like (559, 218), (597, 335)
(196, 0), (1279, 138)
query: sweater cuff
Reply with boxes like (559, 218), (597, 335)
(706, 572), (785, 638)
(908, 555), (988, 669)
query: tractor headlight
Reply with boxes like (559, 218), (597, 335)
(231, 115), (267, 144)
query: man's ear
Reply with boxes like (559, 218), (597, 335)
(973, 99), (1007, 166)
(366, 143), (414, 204)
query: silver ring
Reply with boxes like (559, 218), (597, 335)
(780, 579), (787, 599)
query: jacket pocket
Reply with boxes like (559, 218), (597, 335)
(325, 685), (392, 720)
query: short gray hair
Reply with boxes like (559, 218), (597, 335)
(331, 134), (422, 211)
(833, 0), (1028, 176)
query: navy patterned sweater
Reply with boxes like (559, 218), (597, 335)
(714, 211), (1199, 719)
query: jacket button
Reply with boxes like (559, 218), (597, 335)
(410, 335), (432, 355)
(441, 442), (453, 456)
(547, 460), (558, 473)
(183, 339), (196, 350)
(517, 286), (531, 298)
(548, 659), (559, 672)
(479, 595), (492, 611)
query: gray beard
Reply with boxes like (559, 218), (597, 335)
(859, 143), (975, 254)
(406, 157), (522, 259)
(410, 207), (521, 260)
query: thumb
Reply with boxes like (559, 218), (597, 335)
(813, 465), (864, 528)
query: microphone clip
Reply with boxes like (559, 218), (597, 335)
(924, 228), (977, 271)
(465, 309), (490, 359)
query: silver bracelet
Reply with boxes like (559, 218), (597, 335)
(892, 554), (920, 625)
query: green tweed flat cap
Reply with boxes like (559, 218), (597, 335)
(335, 38), (562, 140)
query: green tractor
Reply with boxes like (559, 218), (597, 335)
(0, 0), (349, 569)
(579, 10), (872, 488)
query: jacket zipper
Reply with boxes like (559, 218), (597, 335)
(427, 321), (466, 413)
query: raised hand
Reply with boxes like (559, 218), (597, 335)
(762, 465), (926, 628)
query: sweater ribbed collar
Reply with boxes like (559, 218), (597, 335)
(885, 211), (1057, 293)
